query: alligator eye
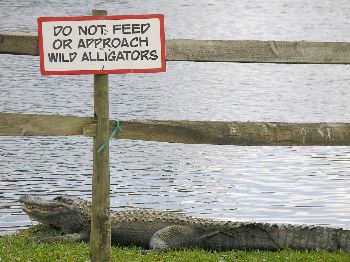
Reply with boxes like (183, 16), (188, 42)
(53, 196), (63, 201)
(53, 195), (73, 205)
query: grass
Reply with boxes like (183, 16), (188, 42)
(0, 225), (349, 262)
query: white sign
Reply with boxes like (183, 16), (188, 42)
(38, 14), (166, 75)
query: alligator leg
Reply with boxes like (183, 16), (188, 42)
(148, 225), (247, 252)
(149, 225), (199, 251)
(40, 231), (89, 243)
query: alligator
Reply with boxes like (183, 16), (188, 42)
(19, 194), (350, 252)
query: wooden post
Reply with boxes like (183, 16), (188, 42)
(90, 9), (111, 262)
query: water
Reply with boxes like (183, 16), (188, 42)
(1, 0), (350, 235)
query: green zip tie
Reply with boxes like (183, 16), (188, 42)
(97, 120), (122, 154)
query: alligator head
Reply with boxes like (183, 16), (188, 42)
(19, 195), (91, 234)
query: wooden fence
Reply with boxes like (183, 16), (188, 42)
(2, 112), (350, 146)
(1, 32), (350, 146)
(2, 32), (350, 64)
(1, 30), (350, 262)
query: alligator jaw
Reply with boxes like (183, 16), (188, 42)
(19, 195), (64, 222)
(20, 195), (91, 234)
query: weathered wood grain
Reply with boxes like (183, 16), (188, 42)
(0, 112), (95, 136)
(2, 113), (350, 146)
(90, 9), (111, 262)
(116, 120), (350, 146)
(1, 32), (350, 64)
(0, 32), (38, 55)
(167, 39), (350, 64)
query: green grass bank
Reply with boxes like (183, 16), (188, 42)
(0, 225), (349, 262)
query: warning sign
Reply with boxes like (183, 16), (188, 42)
(38, 14), (166, 75)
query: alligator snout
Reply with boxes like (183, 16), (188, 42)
(19, 195), (62, 209)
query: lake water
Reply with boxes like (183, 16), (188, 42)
(1, 0), (350, 235)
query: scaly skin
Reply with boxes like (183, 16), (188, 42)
(19, 195), (350, 252)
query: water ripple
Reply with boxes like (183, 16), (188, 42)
(1, 0), (350, 235)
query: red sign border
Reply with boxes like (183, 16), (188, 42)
(38, 14), (166, 76)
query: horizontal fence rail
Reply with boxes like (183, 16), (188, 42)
(1, 113), (350, 146)
(1, 32), (350, 64)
